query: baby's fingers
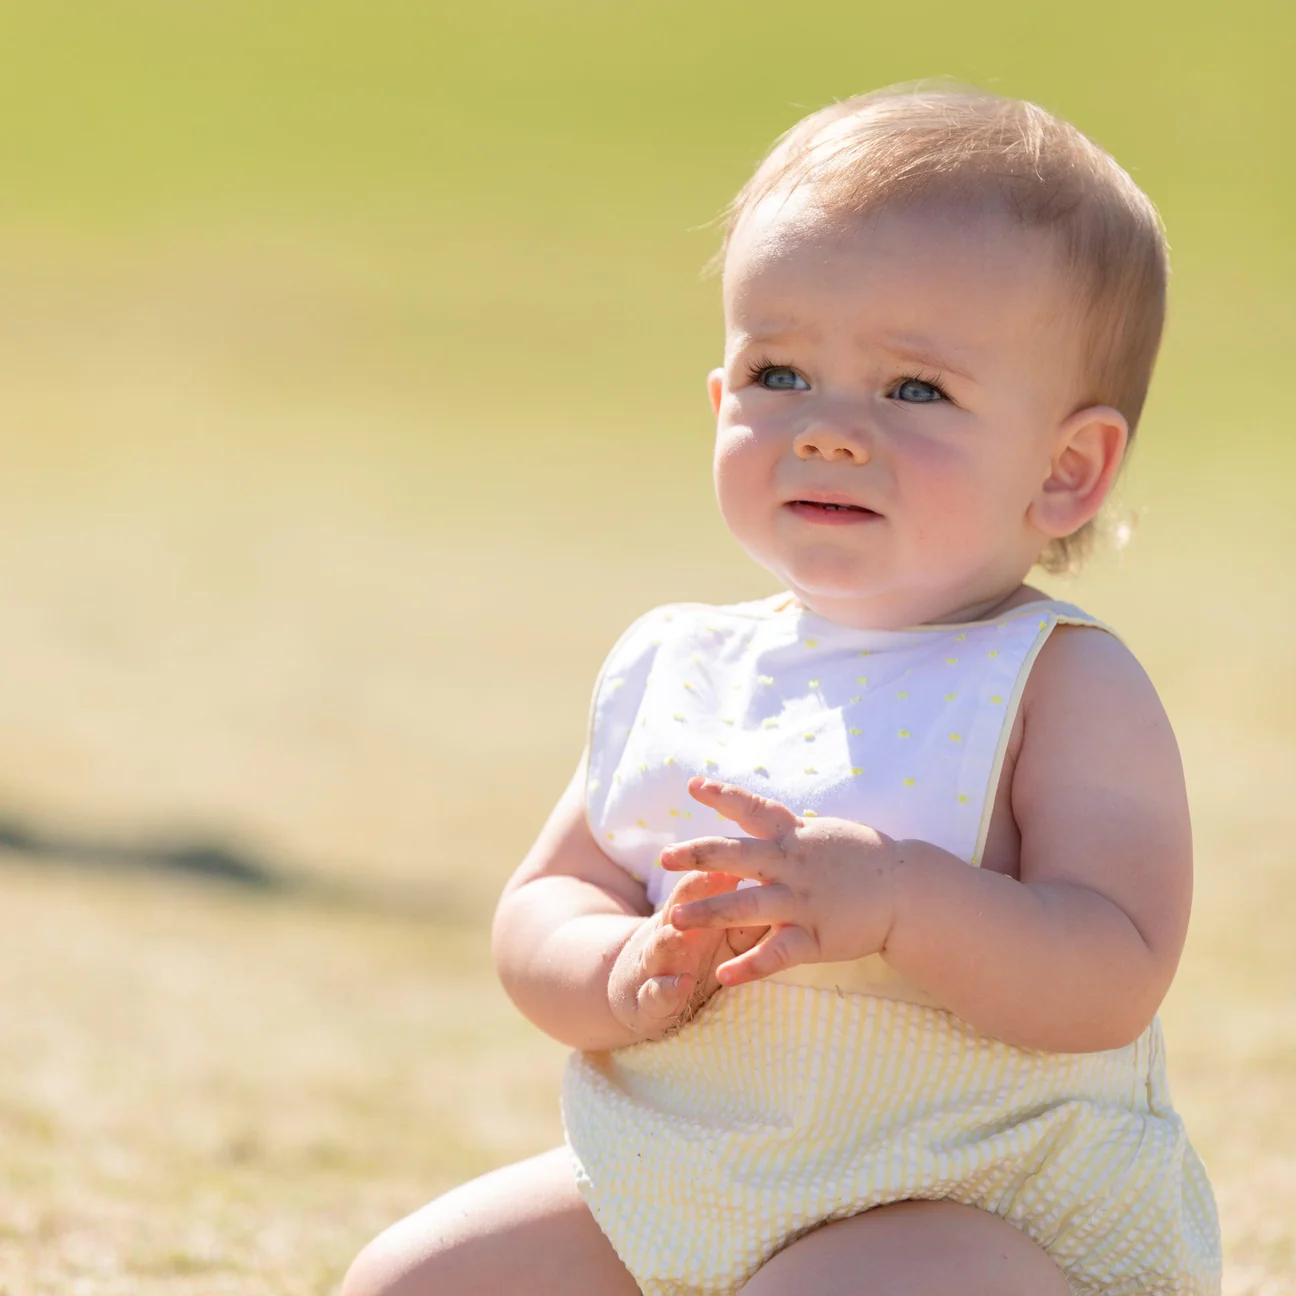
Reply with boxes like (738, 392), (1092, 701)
(661, 836), (783, 880)
(685, 778), (802, 840)
(666, 867), (744, 907)
(637, 972), (694, 1022)
(715, 925), (818, 986)
(670, 881), (794, 931)
(641, 921), (698, 977)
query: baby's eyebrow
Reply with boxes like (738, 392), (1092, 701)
(876, 336), (979, 385)
(730, 324), (981, 387)
(731, 322), (821, 349)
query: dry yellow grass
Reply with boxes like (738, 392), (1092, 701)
(0, 859), (569, 1295)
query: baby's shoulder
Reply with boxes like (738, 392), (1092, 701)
(1018, 609), (1179, 782)
(1026, 611), (1163, 719)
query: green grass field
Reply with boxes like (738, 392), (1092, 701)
(0, 3), (1292, 1291)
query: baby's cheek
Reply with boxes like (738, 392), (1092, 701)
(714, 443), (775, 539)
(911, 460), (1007, 551)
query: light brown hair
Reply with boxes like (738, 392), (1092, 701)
(721, 84), (1168, 573)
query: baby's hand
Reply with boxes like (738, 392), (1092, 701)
(607, 869), (764, 1041)
(660, 778), (899, 986)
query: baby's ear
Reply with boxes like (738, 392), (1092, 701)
(707, 368), (725, 417)
(1029, 405), (1128, 539)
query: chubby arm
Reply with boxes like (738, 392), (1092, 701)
(495, 757), (755, 1051)
(491, 758), (652, 1051)
(882, 627), (1192, 1051)
(665, 628), (1192, 1053)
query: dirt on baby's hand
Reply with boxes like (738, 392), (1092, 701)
(606, 870), (766, 1041)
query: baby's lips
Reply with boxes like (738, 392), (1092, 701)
(782, 490), (882, 514)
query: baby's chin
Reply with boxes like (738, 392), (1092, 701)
(735, 529), (941, 619)
(764, 545), (893, 599)
(760, 555), (900, 613)
(762, 553), (965, 628)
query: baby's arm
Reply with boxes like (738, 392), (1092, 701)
(879, 627), (1192, 1052)
(493, 758), (748, 1051)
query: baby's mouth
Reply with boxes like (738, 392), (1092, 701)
(786, 499), (881, 523)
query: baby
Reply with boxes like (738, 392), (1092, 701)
(343, 86), (1222, 1296)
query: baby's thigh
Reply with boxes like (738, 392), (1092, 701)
(740, 1199), (1072, 1296)
(340, 1146), (639, 1296)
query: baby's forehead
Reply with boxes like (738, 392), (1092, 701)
(728, 187), (1065, 279)
(723, 197), (1078, 350)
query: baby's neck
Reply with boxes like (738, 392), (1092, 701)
(786, 581), (1046, 631)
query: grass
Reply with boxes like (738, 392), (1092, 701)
(0, 2), (1292, 1290)
(0, 859), (567, 1295)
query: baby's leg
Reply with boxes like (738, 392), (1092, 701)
(740, 1199), (1072, 1296)
(340, 1146), (639, 1296)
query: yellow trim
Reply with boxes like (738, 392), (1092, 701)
(769, 592), (1081, 635)
(968, 608), (1118, 869)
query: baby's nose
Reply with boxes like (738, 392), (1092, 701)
(793, 420), (871, 464)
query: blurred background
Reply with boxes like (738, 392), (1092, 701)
(0, 2), (1290, 1292)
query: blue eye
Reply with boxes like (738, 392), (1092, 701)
(891, 378), (945, 403)
(754, 365), (810, 391)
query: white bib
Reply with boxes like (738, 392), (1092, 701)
(584, 592), (1108, 1001)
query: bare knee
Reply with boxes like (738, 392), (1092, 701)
(338, 1214), (455, 1296)
(338, 1233), (399, 1296)
(741, 1199), (1071, 1296)
(340, 1183), (548, 1296)
(338, 1148), (638, 1296)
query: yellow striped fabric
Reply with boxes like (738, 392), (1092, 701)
(564, 979), (1220, 1295)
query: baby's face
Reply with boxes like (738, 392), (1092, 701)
(711, 198), (1086, 629)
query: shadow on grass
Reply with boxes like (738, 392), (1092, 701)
(0, 812), (469, 921)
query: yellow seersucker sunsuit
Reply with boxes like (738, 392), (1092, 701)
(562, 594), (1221, 1296)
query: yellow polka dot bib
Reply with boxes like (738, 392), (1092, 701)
(568, 594), (1221, 1296)
(586, 592), (1077, 910)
